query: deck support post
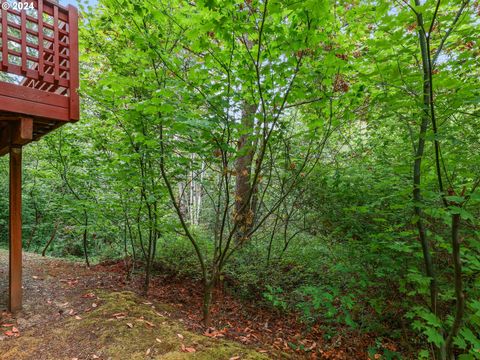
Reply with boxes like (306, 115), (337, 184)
(9, 145), (23, 313)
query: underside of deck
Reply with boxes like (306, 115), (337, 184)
(0, 114), (66, 157)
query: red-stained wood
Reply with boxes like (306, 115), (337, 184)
(0, 124), (11, 156)
(0, 0), (79, 313)
(0, 94), (70, 121)
(0, 0), (79, 123)
(0, 82), (69, 108)
(9, 145), (23, 313)
(21, 9), (27, 73)
(53, 6), (60, 83)
(38, 0), (45, 78)
(1, 4), (7, 69)
(12, 118), (34, 145)
(68, 5), (79, 121)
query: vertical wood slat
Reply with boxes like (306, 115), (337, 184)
(38, 0), (44, 77)
(1, 4), (8, 68)
(53, 5), (59, 82)
(9, 145), (23, 313)
(21, 7), (27, 72)
(67, 4), (79, 120)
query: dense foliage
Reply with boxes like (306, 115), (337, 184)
(1, 0), (479, 358)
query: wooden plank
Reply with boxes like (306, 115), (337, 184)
(68, 5), (79, 121)
(12, 118), (33, 145)
(21, 8), (27, 72)
(38, 0), (45, 78)
(0, 94), (70, 121)
(9, 145), (23, 313)
(53, 6), (59, 83)
(0, 82), (69, 108)
(1, 5), (8, 69)
(0, 124), (10, 156)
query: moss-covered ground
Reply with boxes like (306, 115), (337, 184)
(0, 250), (271, 359)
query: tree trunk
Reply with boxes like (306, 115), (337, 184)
(445, 213), (465, 358)
(83, 211), (90, 267)
(202, 279), (215, 328)
(42, 222), (59, 257)
(414, 5), (438, 317)
(234, 102), (257, 243)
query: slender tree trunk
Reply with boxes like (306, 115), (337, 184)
(42, 222), (59, 257)
(234, 103), (257, 243)
(26, 210), (41, 250)
(202, 278), (216, 327)
(83, 211), (90, 267)
(445, 213), (465, 358)
(414, 6), (438, 317)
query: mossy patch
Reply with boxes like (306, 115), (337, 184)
(0, 291), (270, 359)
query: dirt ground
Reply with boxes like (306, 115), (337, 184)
(0, 250), (270, 359)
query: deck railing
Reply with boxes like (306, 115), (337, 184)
(0, 0), (79, 120)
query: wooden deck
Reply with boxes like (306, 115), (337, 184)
(0, 0), (79, 312)
(0, 0), (79, 155)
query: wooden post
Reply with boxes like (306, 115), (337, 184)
(9, 145), (23, 313)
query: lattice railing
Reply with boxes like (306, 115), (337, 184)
(0, 0), (78, 97)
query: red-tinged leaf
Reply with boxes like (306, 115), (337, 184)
(4, 330), (19, 337)
(184, 347), (196, 353)
(1, 323), (14, 327)
(82, 292), (95, 298)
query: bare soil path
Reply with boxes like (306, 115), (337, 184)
(0, 250), (269, 359)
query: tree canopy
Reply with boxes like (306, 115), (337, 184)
(1, 0), (479, 358)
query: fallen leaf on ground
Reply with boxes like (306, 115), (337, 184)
(112, 312), (127, 319)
